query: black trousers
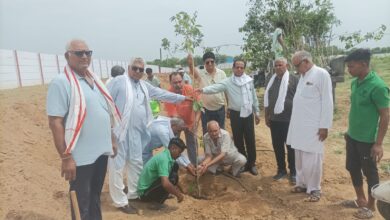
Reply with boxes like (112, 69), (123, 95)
(346, 135), (379, 195)
(140, 163), (179, 204)
(201, 106), (225, 135)
(69, 155), (108, 220)
(270, 120), (295, 174)
(229, 110), (256, 168)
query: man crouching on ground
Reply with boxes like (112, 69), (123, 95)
(137, 137), (186, 210)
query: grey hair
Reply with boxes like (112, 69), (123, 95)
(206, 120), (220, 130)
(65, 39), (88, 51)
(128, 57), (145, 67)
(170, 117), (185, 128)
(293, 50), (313, 63)
(274, 57), (288, 64)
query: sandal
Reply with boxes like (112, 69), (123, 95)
(291, 186), (307, 193)
(353, 207), (374, 219)
(340, 199), (359, 208)
(305, 190), (321, 202)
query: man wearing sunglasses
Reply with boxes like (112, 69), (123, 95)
(196, 58), (260, 176)
(47, 39), (120, 220)
(188, 52), (227, 135)
(107, 57), (190, 214)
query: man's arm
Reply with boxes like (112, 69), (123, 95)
(252, 84), (261, 125)
(201, 152), (225, 173)
(146, 82), (185, 103)
(371, 108), (389, 162)
(48, 116), (76, 181)
(318, 71), (334, 141)
(198, 154), (213, 176)
(187, 54), (201, 81)
(196, 82), (227, 95)
(264, 107), (270, 127)
(161, 176), (183, 202)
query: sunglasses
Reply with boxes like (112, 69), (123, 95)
(294, 60), (305, 68)
(205, 60), (215, 65)
(68, 50), (93, 57)
(131, 66), (144, 73)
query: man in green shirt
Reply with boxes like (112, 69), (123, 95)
(343, 49), (389, 219)
(137, 137), (186, 209)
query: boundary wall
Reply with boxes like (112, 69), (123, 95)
(0, 49), (174, 90)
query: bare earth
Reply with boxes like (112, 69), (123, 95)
(1, 74), (389, 220)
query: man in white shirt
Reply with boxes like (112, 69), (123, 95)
(287, 51), (333, 202)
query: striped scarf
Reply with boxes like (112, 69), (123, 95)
(63, 65), (121, 155)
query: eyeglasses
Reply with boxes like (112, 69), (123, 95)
(205, 60), (215, 65)
(68, 50), (93, 57)
(131, 66), (144, 73)
(294, 60), (305, 68)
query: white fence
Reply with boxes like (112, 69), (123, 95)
(0, 49), (175, 90)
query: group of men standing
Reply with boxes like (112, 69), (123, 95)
(46, 38), (388, 220)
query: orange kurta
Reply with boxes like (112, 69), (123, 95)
(164, 84), (199, 128)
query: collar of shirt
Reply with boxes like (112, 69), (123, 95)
(357, 71), (374, 86)
(163, 148), (175, 163)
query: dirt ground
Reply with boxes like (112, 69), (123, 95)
(0, 73), (389, 220)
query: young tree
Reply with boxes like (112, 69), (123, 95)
(170, 11), (204, 54)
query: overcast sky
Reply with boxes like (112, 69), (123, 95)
(0, 0), (389, 61)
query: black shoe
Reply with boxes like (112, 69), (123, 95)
(118, 204), (137, 214)
(273, 172), (287, 181)
(249, 166), (258, 176)
(289, 174), (296, 184)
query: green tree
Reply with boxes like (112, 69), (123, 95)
(240, 0), (340, 69)
(339, 25), (387, 50)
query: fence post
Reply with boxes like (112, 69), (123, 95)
(38, 53), (44, 85)
(56, 55), (61, 74)
(14, 50), (22, 88)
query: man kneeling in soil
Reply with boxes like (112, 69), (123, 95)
(137, 137), (185, 210)
(198, 121), (247, 177)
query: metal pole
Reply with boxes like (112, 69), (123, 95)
(37, 53), (45, 85)
(14, 50), (22, 87)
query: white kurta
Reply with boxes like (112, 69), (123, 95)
(107, 75), (185, 206)
(286, 65), (333, 154)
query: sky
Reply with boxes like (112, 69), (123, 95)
(0, 0), (389, 62)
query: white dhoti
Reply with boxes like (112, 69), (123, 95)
(294, 149), (323, 193)
(108, 154), (143, 207)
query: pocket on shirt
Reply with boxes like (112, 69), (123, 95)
(300, 85), (319, 99)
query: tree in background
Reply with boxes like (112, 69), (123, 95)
(240, 0), (339, 69)
(339, 25), (387, 50)
(240, 0), (387, 70)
